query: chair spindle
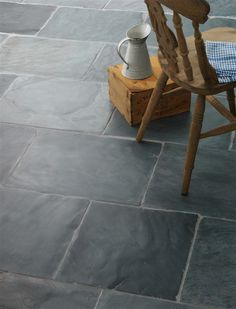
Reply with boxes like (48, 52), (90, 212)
(173, 11), (193, 81)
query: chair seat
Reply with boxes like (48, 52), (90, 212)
(158, 27), (236, 95)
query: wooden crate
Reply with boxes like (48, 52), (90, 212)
(108, 56), (191, 125)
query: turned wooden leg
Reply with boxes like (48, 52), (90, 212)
(136, 71), (168, 143)
(182, 94), (205, 196)
(227, 88), (236, 116)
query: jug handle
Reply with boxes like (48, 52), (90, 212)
(117, 37), (130, 68)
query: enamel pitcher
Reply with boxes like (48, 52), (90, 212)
(117, 23), (152, 80)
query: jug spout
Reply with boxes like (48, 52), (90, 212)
(117, 23), (153, 80)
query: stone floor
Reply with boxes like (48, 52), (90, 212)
(0, 0), (236, 308)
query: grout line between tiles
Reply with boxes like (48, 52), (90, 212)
(52, 201), (92, 279)
(2, 180), (236, 224)
(228, 130), (235, 151)
(93, 290), (104, 309)
(0, 31), (158, 48)
(102, 0), (112, 9)
(35, 6), (59, 36)
(209, 15), (236, 19)
(143, 205), (199, 216)
(1, 129), (38, 185)
(101, 108), (116, 135)
(0, 269), (101, 292)
(1, 118), (232, 153)
(176, 215), (203, 302)
(0, 71), (108, 83)
(142, 10), (149, 22)
(0, 183), (204, 217)
(92, 200), (205, 219)
(104, 289), (211, 309)
(140, 142), (165, 206)
(0, 75), (18, 100)
(0, 120), (163, 144)
(0, 35), (10, 48)
(201, 215), (236, 224)
(0, 269), (212, 309)
(3, 181), (236, 223)
(81, 44), (106, 80)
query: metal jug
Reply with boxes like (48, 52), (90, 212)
(117, 23), (153, 80)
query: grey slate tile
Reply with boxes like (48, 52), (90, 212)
(0, 272), (100, 309)
(103, 0), (172, 13)
(104, 0), (147, 12)
(0, 77), (113, 133)
(201, 17), (236, 32)
(97, 290), (207, 309)
(0, 3), (55, 34)
(56, 202), (198, 299)
(24, 0), (109, 8)
(0, 36), (104, 78)
(83, 44), (157, 82)
(0, 187), (89, 277)
(105, 109), (190, 142)
(105, 95), (231, 150)
(6, 132), (161, 204)
(0, 0), (23, 2)
(144, 143), (236, 220)
(208, 0), (236, 16)
(0, 124), (36, 183)
(39, 7), (146, 42)
(182, 218), (236, 309)
(0, 74), (16, 96)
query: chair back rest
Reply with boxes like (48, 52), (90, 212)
(146, 0), (218, 84)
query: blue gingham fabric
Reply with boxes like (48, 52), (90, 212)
(205, 40), (236, 83)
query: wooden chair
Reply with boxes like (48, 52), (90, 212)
(136, 0), (236, 195)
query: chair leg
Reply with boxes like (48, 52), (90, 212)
(227, 88), (236, 116)
(182, 94), (206, 196)
(136, 71), (168, 142)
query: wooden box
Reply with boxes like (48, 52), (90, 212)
(108, 56), (191, 125)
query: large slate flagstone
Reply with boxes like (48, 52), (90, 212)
(39, 7), (146, 42)
(0, 187), (89, 277)
(0, 272), (100, 309)
(6, 132), (161, 204)
(144, 143), (236, 220)
(0, 124), (36, 183)
(56, 203), (197, 298)
(208, 0), (236, 16)
(182, 218), (236, 309)
(97, 290), (206, 309)
(0, 0), (23, 2)
(0, 77), (113, 133)
(24, 0), (109, 8)
(104, 0), (147, 12)
(0, 36), (104, 78)
(201, 17), (236, 33)
(0, 2), (55, 34)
